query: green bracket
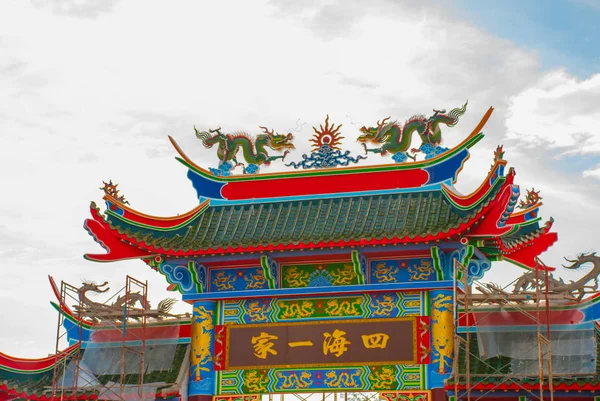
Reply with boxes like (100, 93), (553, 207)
(430, 246), (444, 280)
(189, 261), (205, 293)
(351, 250), (366, 284)
(261, 255), (278, 289)
(456, 244), (474, 281)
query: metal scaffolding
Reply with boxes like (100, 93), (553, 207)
(452, 259), (556, 401)
(51, 276), (149, 401)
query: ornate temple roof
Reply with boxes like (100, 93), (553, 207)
(96, 188), (495, 255)
(83, 105), (557, 270)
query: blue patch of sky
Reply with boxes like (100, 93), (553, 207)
(542, 148), (600, 175)
(452, 0), (600, 78)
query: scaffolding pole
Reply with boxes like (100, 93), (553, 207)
(52, 277), (149, 401)
(120, 276), (148, 400)
(452, 259), (556, 401)
(52, 281), (81, 401)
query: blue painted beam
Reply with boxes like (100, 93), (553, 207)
(179, 242), (464, 264)
(182, 280), (456, 302)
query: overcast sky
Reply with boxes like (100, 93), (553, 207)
(1, 0), (600, 357)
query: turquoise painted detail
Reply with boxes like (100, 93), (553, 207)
(209, 266), (269, 292)
(159, 261), (202, 294)
(449, 246), (491, 284)
(370, 258), (437, 284)
(466, 257), (492, 282)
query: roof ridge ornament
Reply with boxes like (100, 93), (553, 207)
(358, 100), (468, 163)
(493, 145), (505, 162)
(489, 145), (506, 172)
(310, 114), (344, 151)
(194, 125), (295, 176)
(517, 188), (542, 209)
(286, 115), (367, 169)
(100, 180), (129, 205)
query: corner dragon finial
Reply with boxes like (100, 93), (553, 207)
(494, 145), (505, 162)
(517, 188), (542, 209)
(100, 180), (129, 205)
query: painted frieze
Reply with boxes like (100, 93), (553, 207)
(210, 267), (269, 292)
(218, 364), (423, 394)
(369, 258), (437, 284)
(281, 262), (358, 288)
(221, 292), (422, 324)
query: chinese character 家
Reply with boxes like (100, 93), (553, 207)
(252, 332), (278, 359)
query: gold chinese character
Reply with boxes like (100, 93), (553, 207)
(288, 341), (314, 348)
(323, 329), (351, 357)
(252, 332), (279, 359)
(361, 333), (390, 349)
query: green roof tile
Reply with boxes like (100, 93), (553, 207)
(106, 188), (502, 253)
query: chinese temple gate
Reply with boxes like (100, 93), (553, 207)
(3, 103), (600, 401)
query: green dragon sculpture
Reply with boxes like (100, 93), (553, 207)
(194, 126), (295, 174)
(357, 101), (468, 162)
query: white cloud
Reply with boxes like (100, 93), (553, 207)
(29, 0), (121, 18)
(506, 70), (600, 155)
(583, 165), (600, 178)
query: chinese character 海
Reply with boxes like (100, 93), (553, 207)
(361, 333), (390, 349)
(323, 329), (351, 357)
(252, 332), (279, 359)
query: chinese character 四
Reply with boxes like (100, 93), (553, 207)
(361, 333), (390, 349)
